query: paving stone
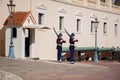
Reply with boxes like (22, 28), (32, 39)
(0, 70), (23, 80)
(0, 57), (120, 80)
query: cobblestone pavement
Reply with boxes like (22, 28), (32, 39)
(0, 57), (120, 80)
(0, 70), (23, 80)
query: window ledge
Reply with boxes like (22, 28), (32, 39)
(90, 33), (95, 35)
(72, 0), (83, 2)
(100, 2), (109, 7)
(87, 0), (97, 4)
(76, 32), (82, 34)
(103, 33), (108, 36)
(112, 5), (120, 9)
(58, 30), (65, 33)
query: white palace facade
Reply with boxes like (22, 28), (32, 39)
(0, 0), (120, 60)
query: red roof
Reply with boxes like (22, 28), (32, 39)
(4, 11), (36, 27)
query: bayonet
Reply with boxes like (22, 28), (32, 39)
(53, 27), (58, 37)
(64, 28), (71, 37)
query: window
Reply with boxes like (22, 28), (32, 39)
(59, 16), (64, 30)
(76, 19), (81, 32)
(101, 0), (106, 3)
(91, 21), (94, 33)
(103, 22), (107, 33)
(13, 28), (17, 38)
(38, 13), (44, 25)
(112, 0), (120, 6)
(37, 4), (47, 26)
(101, 0), (109, 5)
(114, 24), (118, 35)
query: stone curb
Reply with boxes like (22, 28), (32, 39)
(0, 70), (23, 80)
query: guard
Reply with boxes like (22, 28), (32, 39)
(69, 33), (78, 64)
(56, 33), (66, 63)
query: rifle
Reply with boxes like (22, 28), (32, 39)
(64, 28), (71, 37)
(53, 27), (58, 37)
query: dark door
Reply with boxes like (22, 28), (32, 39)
(25, 29), (30, 57)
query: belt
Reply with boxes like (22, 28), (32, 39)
(57, 44), (62, 46)
(70, 44), (74, 46)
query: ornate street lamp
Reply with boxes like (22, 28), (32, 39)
(93, 17), (99, 63)
(7, 0), (16, 58)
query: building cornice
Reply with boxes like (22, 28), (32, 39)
(52, 0), (120, 15)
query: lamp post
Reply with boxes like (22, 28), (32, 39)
(93, 17), (99, 63)
(7, 0), (16, 58)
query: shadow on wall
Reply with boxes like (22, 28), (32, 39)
(0, 27), (5, 56)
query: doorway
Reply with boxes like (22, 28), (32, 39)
(25, 29), (30, 57)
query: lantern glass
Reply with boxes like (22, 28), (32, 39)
(7, 0), (16, 13)
(94, 18), (99, 29)
(94, 22), (98, 29)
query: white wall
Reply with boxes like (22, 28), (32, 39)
(35, 29), (57, 60)
(30, 29), (35, 58)
(2, 0), (120, 60)
(5, 27), (25, 58)
(31, 0), (120, 60)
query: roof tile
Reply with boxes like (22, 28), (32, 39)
(4, 11), (31, 27)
